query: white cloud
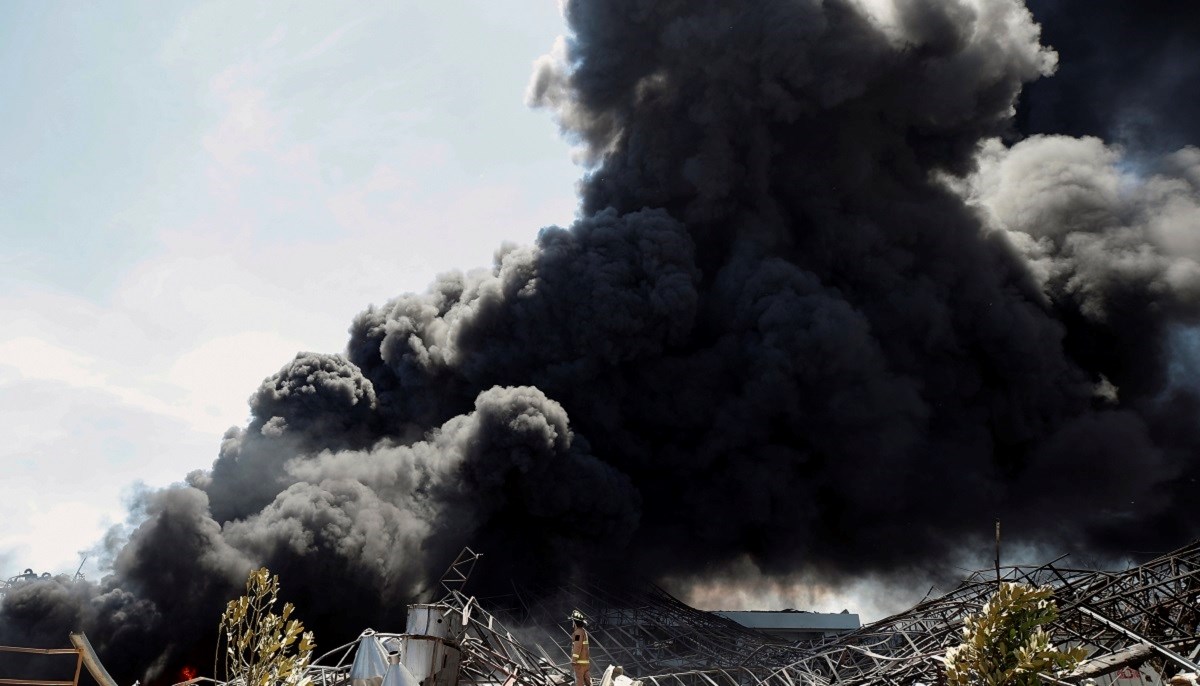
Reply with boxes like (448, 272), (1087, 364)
(0, 377), (219, 577)
(204, 71), (281, 180)
(166, 331), (315, 433)
(0, 337), (108, 386)
(0, 502), (110, 578)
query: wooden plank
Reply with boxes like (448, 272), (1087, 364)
(0, 648), (78, 656)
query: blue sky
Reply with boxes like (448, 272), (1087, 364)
(0, 2), (579, 578)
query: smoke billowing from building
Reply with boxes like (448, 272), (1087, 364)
(4, 0), (1200, 682)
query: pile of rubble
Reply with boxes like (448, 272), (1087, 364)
(292, 543), (1200, 686)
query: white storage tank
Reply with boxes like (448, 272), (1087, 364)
(405, 605), (461, 640)
(402, 605), (462, 686)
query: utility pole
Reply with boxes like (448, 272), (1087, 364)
(994, 519), (1001, 587)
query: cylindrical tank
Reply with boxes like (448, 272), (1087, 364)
(401, 635), (436, 682)
(399, 636), (461, 686)
(405, 605), (460, 640)
(401, 605), (462, 686)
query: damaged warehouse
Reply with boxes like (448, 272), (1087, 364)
(5, 1), (1200, 685)
(150, 543), (1200, 686)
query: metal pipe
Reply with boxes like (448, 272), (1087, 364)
(1077, 606), (1200, 673)
(68, 633), (118, 686)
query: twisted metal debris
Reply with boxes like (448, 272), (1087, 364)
(288, 542), (1200, 686)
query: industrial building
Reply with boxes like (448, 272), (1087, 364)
(712, 610), (860, 642)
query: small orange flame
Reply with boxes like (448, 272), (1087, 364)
(180, 666), (197, 682)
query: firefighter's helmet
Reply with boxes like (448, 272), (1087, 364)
(569, 609), (588, 625)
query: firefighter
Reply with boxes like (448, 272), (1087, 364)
(569, 609), (590, 686)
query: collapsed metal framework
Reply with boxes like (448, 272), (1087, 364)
(509, 582), (809, 674)
(775, 542), (1200, 685)
(304, 549), (572, 686)
(468, 543), (1200, 686)
(263, 542), (1200, 686)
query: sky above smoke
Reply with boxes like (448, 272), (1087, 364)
(3, 0), (1200, 683)
(0, 1), (577, 577)
(1018, 0), (1200, 150)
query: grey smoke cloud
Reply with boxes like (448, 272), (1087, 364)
(961, 135), (1200, 412)
(968, 136), (1200, 321)
(4, 0), (1200, 682)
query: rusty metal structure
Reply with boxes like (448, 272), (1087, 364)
(172, 541), (1200, 686)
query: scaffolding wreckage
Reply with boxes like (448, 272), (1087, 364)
(245, 542), (1200, 686)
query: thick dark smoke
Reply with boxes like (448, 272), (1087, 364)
(4, 0), (1200, 682)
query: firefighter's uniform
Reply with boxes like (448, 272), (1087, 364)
(570, 612), (590, 686)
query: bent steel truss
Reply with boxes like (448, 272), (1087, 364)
(216, 542), (1200, 686)
(458, 543), (1200, 685)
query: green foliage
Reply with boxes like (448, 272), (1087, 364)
(218, 567), (316, 686)
(944, 582), (1088, 686)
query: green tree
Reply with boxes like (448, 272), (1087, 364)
(944, 582), (1087, 686)
(217, 568), (315, 686)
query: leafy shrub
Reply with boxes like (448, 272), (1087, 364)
(217, 568), (315, 686)
(944, 582), (1087, 686)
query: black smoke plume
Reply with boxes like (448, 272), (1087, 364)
(4, 0), (1200, 682)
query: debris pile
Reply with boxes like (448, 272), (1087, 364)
(244, 542), (1200, 686)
